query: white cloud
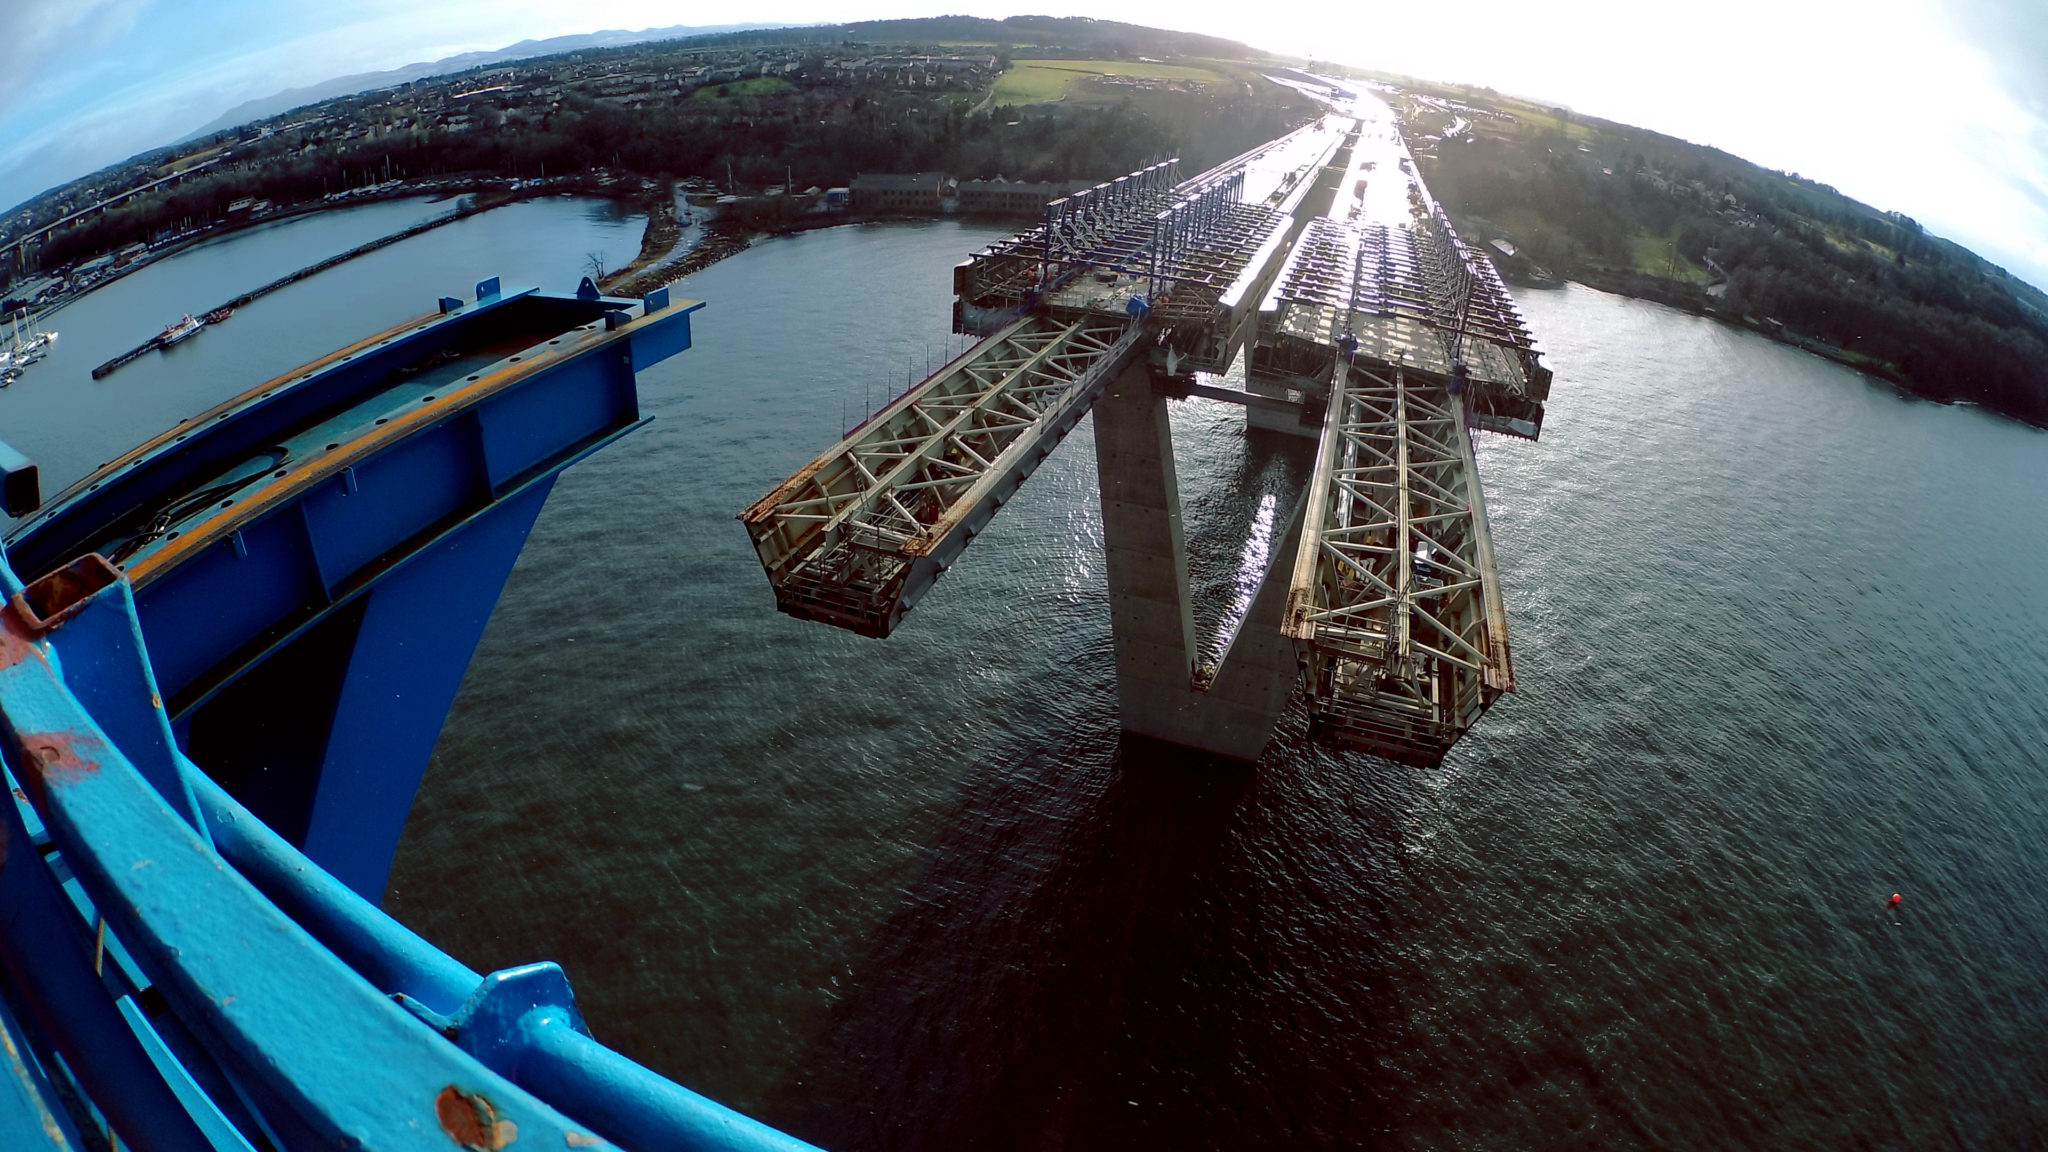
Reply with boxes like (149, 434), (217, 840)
(0, 0), (153, 111)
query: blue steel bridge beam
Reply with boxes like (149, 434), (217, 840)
(0, 567), (597, 1150)
(0, 551), (822, 1149)
(0, 282), (832, 1149)
(184, 763), (822, 1152)
(6, 282), (701, 902)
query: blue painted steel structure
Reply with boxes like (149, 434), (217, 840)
(0, 279), (825, 1150)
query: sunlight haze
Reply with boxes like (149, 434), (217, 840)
(2, 0), (2043, 289)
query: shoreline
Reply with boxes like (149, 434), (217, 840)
(599, 190), (758, 299)
(52, 189), (1946, 430)
(1528, 266), (1965, 416)
(599, 207), (1040, 299)
(603, 207), (1982, 432)
(20, 178), (653, 326)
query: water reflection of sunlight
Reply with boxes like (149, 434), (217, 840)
(1060, 494), (1103, 598)
(1223, 492), (1278, 634)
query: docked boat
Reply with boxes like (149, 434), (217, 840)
(4, 315), (56, 367)
(202, 306), (234, 325)
(157, 313), (202, 345)
(0, 279), (808, 1151)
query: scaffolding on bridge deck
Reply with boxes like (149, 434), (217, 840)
(740, 313), (1140, 637)
(953, 122), (1347, 375)
(1252, 211), (1550, 438)
(748, 101), (1552, 767)
(1285, 360), (1511, 763)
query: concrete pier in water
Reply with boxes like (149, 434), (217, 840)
(745, 80), (1551, 765)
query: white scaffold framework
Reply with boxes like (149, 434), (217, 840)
(1285, 359), (1513, 762)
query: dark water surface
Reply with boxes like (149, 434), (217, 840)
(373, 222), (2048, 1148)
(12, 202), (2044, 1148)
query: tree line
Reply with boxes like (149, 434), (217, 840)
(1419, 110), (2048, 426)
(27, 72), (1308, 278)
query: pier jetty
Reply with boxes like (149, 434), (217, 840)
(90, 199), (502, 379)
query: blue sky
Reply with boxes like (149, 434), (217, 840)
(3, 0), (2045, 291)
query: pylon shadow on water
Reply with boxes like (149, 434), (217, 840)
(767, 716), (1415, 1151)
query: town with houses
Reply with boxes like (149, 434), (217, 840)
(0, 38), (1117, 315)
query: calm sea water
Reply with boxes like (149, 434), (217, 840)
(389, 220), (2048, 1149)
(13, 204), (2046, 1148)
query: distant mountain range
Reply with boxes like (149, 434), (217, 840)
(184, 22), (802, 140)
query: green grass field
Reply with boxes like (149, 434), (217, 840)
(691, 76), (790, 100)
(1629, 231), (1713, 284)
(991, 59), (1228, 105)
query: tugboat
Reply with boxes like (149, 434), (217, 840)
(157, 313), (203, 346)
(202, 306), (234, 326)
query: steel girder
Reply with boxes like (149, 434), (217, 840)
(955, 123), (1338, 325)
(1284, 360), (1512, 763)
(741, 313), (1141, 637)
(1041, 160), (1181, 268)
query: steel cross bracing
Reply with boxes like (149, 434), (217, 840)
(956, 128), (1331, 331)
(1285, 360), (1511, 763)
(1040, 160), (1181, 268)
(741, 313), (1141, 636)
(1254, 214), (1549, 426)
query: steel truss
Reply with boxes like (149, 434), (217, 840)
(956, 128), (1323, 327)
(741, 313), (1141, 636)
(1285, 360), (1512, 763)
(1041, 160), (1181, 267)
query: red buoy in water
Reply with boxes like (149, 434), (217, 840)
(1890, 893), (1902, 907)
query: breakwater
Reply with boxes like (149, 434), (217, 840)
(91, 198), (506, 379)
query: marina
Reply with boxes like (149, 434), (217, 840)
(0, 314), (58, 387)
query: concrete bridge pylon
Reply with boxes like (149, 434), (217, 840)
(1094, 360), (1301, 761)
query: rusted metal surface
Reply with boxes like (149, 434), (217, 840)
(10, 554), (121, 635)
(436, 1085), (519, 1151)
(742, 314), (1140, 637)
(1284, 361), (1510, 764)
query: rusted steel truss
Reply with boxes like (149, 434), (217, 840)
(1285, 360), (1512, 763)
(741, 313), (1140, 637)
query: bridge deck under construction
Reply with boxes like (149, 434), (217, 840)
(745, 84), (1554, 765)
